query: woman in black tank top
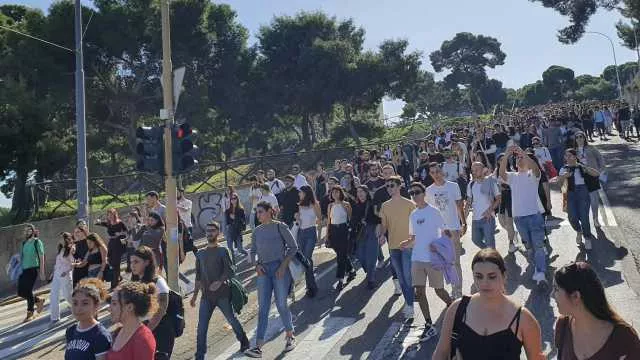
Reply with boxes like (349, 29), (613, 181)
(433, 249), (546, 360)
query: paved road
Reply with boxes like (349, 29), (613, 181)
(13, 179), (640, 359)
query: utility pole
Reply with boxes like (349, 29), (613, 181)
(160, 0), (179, 291)
(586, 31), (623, 100)
(74, 0), (89, 222)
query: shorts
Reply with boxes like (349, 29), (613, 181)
(411, 261), (444, 289)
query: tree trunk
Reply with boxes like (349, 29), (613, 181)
(310, 116), (317, 145)
(10, 165), (31, 224)
(301, 114), (312, 150)
(344, 104), (362, 146)
(322, 116), (328, 138)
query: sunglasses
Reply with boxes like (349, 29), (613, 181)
(576, 135), (584, 139)
(408, 190), (423, 196)
(231, 197), (238, 200)
(386, 183), (397, 189)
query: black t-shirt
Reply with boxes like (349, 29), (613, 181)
(65, 323), (112, 360)
(492, 132), (510, 147)
(365, 177), (385, 192)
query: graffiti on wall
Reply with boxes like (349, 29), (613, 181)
(195, 192), (224, 233)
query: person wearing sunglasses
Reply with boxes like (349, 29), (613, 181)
(246, 201), (298, 357)
(553, 261), (640, 359)
(379, 176), (417, 320)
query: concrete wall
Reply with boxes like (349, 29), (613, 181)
(0, 184), (252, 297)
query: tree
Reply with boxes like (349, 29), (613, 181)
(520, 81), (551, 106)
(430, 32), (506, 112)
(542, 65), (575, 100)
(479, 79), (508, 110)
(602, 62), (639, 85)
(402, 71), (467, 118)
(574, 78), (617, 100)
(528, 0), (621, 43)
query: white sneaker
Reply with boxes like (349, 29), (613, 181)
(532, 271), (547, 285)
(509, 243), (518, 254)
(403, 304), (414, 320)
(393, 279), (402, 295)
(584, 237), (593, 250)
(575, 232), (582, 245)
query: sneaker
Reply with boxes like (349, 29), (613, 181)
(376, 259), (385, 269)
(35, 298), (45, 314)
(284, 336), (297, 352)
(576, 232), (583, 245)
(419, 324), (438, 343)
(584, 237), (593, 250)
(336, 280), (345, 291)
(244, 347), (263, 358)
(393, 279), (402, 295)
(508, 243), (518, 254)
(347, 271), (356, 283)
(23, 311), (35, 323)
(403, 304), (414, 320)
(532, 271), (547, 285)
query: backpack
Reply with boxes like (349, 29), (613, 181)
(166, 289), (185, 337)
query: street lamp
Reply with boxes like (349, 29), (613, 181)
(586, 31), (623, 100)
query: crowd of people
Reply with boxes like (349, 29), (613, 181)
(8, 99), (640, 359)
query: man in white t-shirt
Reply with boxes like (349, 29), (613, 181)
(291, 164), (309, 190)
(266, 169), (286, 199)
(425, 162), (466, 298)
(466, 162), (501, 250)
(499, 145), (547, 286)
(249, 176), (263, 230)
(402, 182), (452, 343)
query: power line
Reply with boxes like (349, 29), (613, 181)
(0, 24), (74, 53)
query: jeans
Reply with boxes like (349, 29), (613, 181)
(297, 227), (318, 291)
(496, 146), (506, 158)
(50, 271), (72, 321)
(256, 260), (294, 343)
(567, 185), (592, 237)
(471, 217), (496, 249)
(549, 145), (564, 173)
(196, 296), (247, 360)
(390, 248), (413, 305)
(513, 213), (547, 273)
(356, 224), (379, 283)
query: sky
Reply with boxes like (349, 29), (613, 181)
(0, 0), (637, 207)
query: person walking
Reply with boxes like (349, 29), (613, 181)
(225, 191), (248, 260)
(433, 249), (545, 360)
(574, 131), (605, 229)
(249, 176), (263, 230)
(279, 175), (299, 228)
(402, 182), (453, 342)
(294, 185), (320, 298)
(72, 222), (90, 288)
(17, 224), (46, 323)
(50, 232), (74, 323)
(352, 185), (379, 289)
(426, 163), (466, 298)
(495, 154), (519, 254)
(95, 208), (128, 289)
(106, 282), (157, 360)
(129, 246), (174, 360)
(499, 146), (548, 286)
(553, 261), (640, 359)
(176, 188), (195, 256)
(558, 149), (600, 250)
(125, 208), (143, 272)
(191, 221), (250, 359)
(245, 201), (298, 358)
(65, 278), (112, 360)
(327, 186), (355, 290)
(379, 175), (416, 320)
(135, 213), (165, 271)
(76, 233), (108, 281)
(467, 162), (501, 250)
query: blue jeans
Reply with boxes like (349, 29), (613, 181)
(256, 260), (294, 343)
(390, 248), (413, 305)
(356, 224), (379, 283)
(196, 296), (246, 360)
(297, 227), (318, 291)
(496, 146), (506, 158)
(472, 217), (496, 249)
(567, 185), (592, 238)
(513, 213), (546, 273)
(549, 145), (564, 173)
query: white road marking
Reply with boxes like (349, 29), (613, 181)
(599, 189), (618, 227)
(286, 316), (356, 359)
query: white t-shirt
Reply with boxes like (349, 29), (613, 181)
(250, 187), (262, 209)
(425, 181), (462, 230)
(267, 179), (286, 196)
(260, 193), (280, 211)
(467, 179), (499, 221)
(534, 147), (552, 163)
(176, 197), (193, 227)
(409, 205), (444, 263)
(294, 174), (309, 190)
(506, 170), (542, 217)
(442, 162), (463, 182)
(559, 166), (585, 185)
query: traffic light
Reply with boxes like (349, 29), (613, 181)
(135, 126), (164, 174)
(171, 123), (198, 174)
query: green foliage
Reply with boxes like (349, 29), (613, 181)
(542, 65), (575, 100)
